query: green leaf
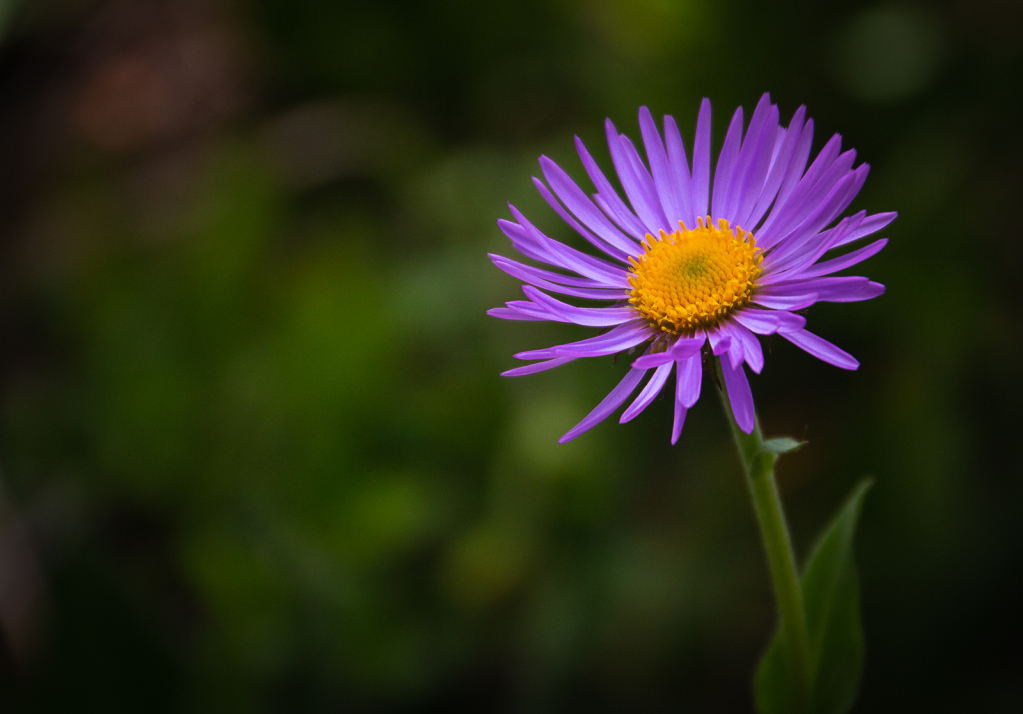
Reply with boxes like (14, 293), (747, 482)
(754, 479), (872, 714)
(803, 479), (872, 714)
(760, 437), (806, 455)
(753, 633), (792, 714)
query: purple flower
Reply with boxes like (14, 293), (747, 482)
(489, 94), (894, 443)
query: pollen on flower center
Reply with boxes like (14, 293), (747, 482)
(628, 217), (763, 334)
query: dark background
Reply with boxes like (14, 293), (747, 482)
(0, 0), (1020, 711)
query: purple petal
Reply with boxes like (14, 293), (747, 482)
(508, 205), (631, 287)
(720, 114), (759, 222)
(773, 311), (807, 333)
(707, 325), (732, 355)
(559, 367), (647, 443)
(517, 320), (654, 360)
(676, 353), (702, 408)
(790, 133), (844, 193)
(692, 99), (712, 219)
(767, 118), (815, 224)
(591, 193), (647, 240)
(762, 276), (875, 303)
(728, 330), (745, 369)
(631, 350), (675, 370)
(759, 132), (843, 247)
(670, 329), (707, 358)
(501, 300), (567, 321)
(489, 254), (621, 289)
(711, 105), (744, 220)
(724, 95), (771, 215)
(605, 119), (670, 234)
(537, 158), (639, 255)
(758, 276), (868, 300)
(769, 126), (787, 168)
(732, 103), (780, 229)
(750, 292), (818, 310)
(731, 307), (780, 334)
(639, 107), (688, 228)
(524, 288), (623, 314)
(498, 217), (550, 265)
(827, 281), (885, 302)
(761, 165), (869, 271)
(721, 358), (755, 434)
(632, 329), (705, 369)
(763, 211), (868, 278)
(522, 285), (636, 327)
(620, 132), (673, 232)
(747, 105), (807, 229)
(663, 114), (695, 228)
(488, 307), (549, 322)
(767, 154), (863, 255)
(532, 177), (631, 262)
(761, 151), (858, 250)
(575, 136), (649, 240)
(781, 329), (859, 370)
(502, 356), (575, 376)
(715, 322), (744, 369)
(621, 361), (674, 422)
(791, 236), (889, 283)
(729, 95), (778, 226)
(731, 307), (807, 335)
(492, 255), (629, 300)
(788, 164), (870, 253)
(731, 322), (764, 373)
(833, 211), (897, 247)
(671, 399), (688, 445)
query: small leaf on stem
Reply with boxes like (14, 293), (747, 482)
(760, 437), (806, 455)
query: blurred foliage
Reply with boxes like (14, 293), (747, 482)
(0, 0), (1021, 711)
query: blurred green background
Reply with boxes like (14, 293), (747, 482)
(0, 0), (1020, 711)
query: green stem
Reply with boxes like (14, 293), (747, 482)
(715, 359), (812, 711)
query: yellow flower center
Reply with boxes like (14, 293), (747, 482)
(627, 217), (763, 334)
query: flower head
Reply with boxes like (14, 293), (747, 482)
(489, 94), (894, 443)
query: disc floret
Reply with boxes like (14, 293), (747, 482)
(628, 217), (763, 334)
